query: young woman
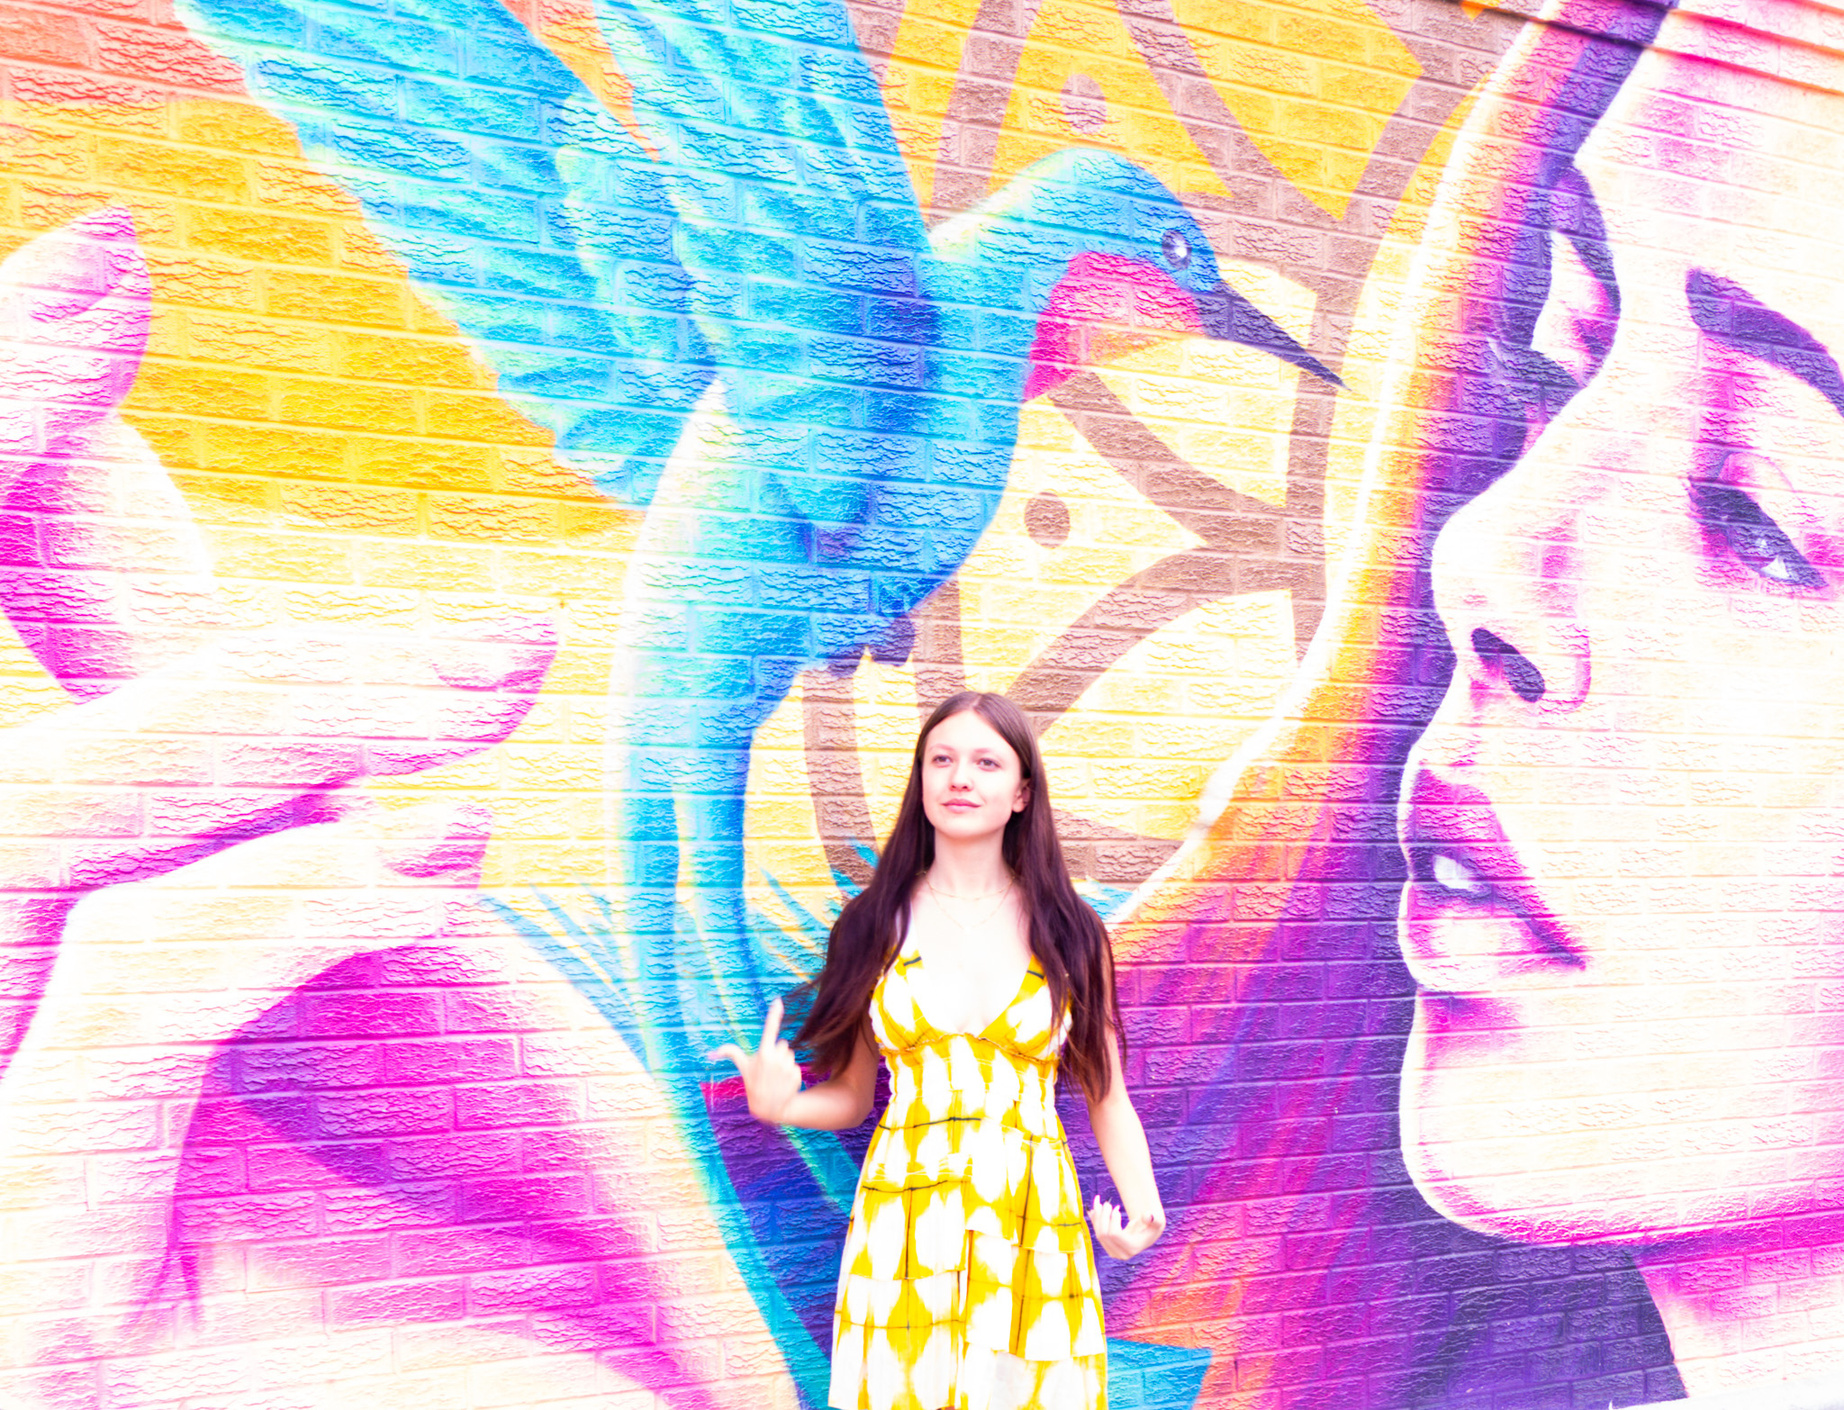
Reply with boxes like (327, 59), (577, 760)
(1394, 3), (1844, 1395)
(711, 690), (1164, 1410)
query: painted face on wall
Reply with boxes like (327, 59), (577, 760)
(1397, 32), (1844, 1246)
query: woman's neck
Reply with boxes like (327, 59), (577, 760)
(926, 835), (1011, 898)
(1637, 1235), (1844, 1395)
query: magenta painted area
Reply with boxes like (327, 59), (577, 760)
(169, 946), (729, 1410)
(0, 206), (155, 696)
(0, 204), (149, 472)
(1024, 252), (1207, 401)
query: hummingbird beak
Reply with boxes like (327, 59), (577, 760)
(1024, 256), (1343, 400)
(1194, 280), (1342, 387)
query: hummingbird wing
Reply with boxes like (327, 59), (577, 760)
(581, 0), (941, 531)
(174, 0), (714, 506)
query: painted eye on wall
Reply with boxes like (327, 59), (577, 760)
(1689, 475), (1826, 591)
(1161, 228), (1191, 271)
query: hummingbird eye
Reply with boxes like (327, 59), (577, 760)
(1161, 228), (1191, 271)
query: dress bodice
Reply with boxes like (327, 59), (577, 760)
(870, 939), (1069, 1142)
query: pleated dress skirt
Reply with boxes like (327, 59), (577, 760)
(828, 940), (1107, 1410)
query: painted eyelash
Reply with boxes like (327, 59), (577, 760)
(1688, 478), (1826, 590)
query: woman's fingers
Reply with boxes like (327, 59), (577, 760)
(1122, 1211), (1166, 1257)
(759, 995), (784, 1052)
(708, 1002), (801, 1124)
(1088, 1198), (1165, 1259)
(0, 619), (558, 896)
(707, 1043), (751, 1071)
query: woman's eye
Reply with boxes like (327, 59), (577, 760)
(1689, 478), (1827, 590)
(1530, 227), (1616, 393)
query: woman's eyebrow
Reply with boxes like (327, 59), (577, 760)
(1686, 267), (1844, 419)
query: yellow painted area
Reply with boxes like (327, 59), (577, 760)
(1322, 79), (1485, 577)
(883, 0), (988, 210)
(0, 96), (641, 892)
(887, 0), (1421, 222)
(992, 0), (1235, 205)
(1172, 0), (1420, 218)
(955, 399), (1202, 699)
(851, 655), (925, 851)
(1039, 590), (1295, 839)
(1091, 262), (1317, 509)
(0, 98), (627, 544)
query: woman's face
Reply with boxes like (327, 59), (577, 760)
(920, 710), (1029, 847)
(1398, 35), (1844, 1245)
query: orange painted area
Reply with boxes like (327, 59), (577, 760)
(0, 92), (639, 816)
(1171, 0), (1419, 219)
(993, 0), (1235, 206)
(523, 0), (664, 161)
(0, 97), (635, 564)
(882, 0), (987, 210)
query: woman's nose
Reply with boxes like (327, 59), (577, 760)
(1428, 455), (1596, 714)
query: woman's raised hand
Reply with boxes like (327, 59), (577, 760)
(707, 997), (804, 1125)
(1089, 1196), (1166, 1260)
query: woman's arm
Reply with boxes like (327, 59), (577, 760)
(1086, 1024), (1167, 1259)
(708, 998), (879, 1131)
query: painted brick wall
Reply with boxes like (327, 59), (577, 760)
(0, 0), (1839, 1405)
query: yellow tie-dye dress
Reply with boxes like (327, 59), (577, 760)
(828, 936), (1107, 1410)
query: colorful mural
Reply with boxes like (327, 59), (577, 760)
(5, 0), (1844, 1404)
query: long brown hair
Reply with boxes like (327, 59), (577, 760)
(794, 691), (1123, 1102)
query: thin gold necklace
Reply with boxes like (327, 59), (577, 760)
(924, 871), (1012, 903)
(924, 873), (1014, 934)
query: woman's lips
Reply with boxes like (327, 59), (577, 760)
(1397, 766), (1584, 993)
